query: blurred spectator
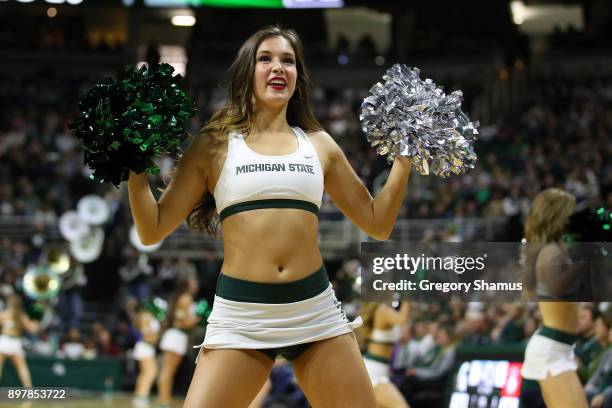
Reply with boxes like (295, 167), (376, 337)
(176, 257), (197, 281)
(578, 312), (612, 383)
(31, 331), (55, 356)
(494, 303), (526, 344)
(56, 260), (86, 332)
(119, 250), (154, 302)
(61, 328), (85, 359)
(391, 323), (420, 378)
(156, 257), (177, 294)
(96, 328), (120, 356)
(459, 304), (492, 345)
(576, 304), (603, 374)
(585, 324), (612, 408)
(113, 320), (137, 354)
(398, 323), (458, 406)
(91, 320), (105, 339)
(83, 338), (97, 360)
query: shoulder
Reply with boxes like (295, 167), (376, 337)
(539, 243), (564, 258)
(374, 304), (399, 328)
(181, 131), (228, 172)
(303, 129), (336, 147)
(536, 243), (565, 269)
(184, 131), (223, 159)
(302, 129), (342, 160)
(374, 303), (392, 320)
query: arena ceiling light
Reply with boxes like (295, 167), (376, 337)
(15, 0), (84, 3)
(510, 1), (583, 34)
(124, 0), (342, 7)
(171, 15), (196, 26)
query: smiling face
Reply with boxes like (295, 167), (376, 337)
(252, 36), (298, 109)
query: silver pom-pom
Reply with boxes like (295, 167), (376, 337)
(360, 64), (478, 177)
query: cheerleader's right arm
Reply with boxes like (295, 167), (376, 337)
(128, 134), (210, 245)
(20, 313), (39, 334)
(378, 301), (411, 326)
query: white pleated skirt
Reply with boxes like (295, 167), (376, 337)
(363, 355), (392, 386)
(194, 283), (362, 363)
(521, 331), (577, 380)
(133, 340), (156, 360)
(0, 334), (24, 356)
(160, 328), (189, 356)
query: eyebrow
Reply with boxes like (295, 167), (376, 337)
(256, 50), (295, 57)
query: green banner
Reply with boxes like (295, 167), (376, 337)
(0, 356), (124, 391)
(197, 0), (282, 7)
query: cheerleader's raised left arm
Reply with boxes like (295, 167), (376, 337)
(317, 131), (411, 241)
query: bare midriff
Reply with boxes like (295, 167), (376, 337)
(141, 316), (159, 344)
(1, 322), (20, 337)
(220, 208), (323, 283)
(539, 302), (578, 334)
(143, 332), (158, 344)
(366, 343), (394, 360)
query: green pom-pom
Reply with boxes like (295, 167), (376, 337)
(69, 63), (196, 187)
(144, 297), (168, 322)
(195, 299), (212, 327)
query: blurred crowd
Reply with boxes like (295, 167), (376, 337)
(0, 57), (610, 405)
(347, 301), (612, 408)
(1, 68), (610, 233)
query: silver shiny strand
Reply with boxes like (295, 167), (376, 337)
(359, 64), (479, 177)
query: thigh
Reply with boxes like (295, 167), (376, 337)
(11, 354), (25, 366)
(9, 355), (27, 370)
(374, 383), (410, 408)
(160, 351), (182, 373)
(539, 371), (588, 408)
(184, 348), (273, 408)
(139, 357), (157, 373)
(291, 333), (377, 408)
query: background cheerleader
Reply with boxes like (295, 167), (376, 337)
(0, 294), (39, 387)
(359, 301), (411, 408)
(156, 274), (200, 408)
(521, 188), (588, 408)
(131, 305), (161, 408)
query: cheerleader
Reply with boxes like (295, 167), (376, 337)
(156, 275), (200, 408)
(0, 295), (38, 387)
(359, 301), (411, 408)
(128, 25), (411, 407)
(521, 188), (588, 408)
(132, 306), (161, 408)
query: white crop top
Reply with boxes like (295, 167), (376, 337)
(370, 325), (402, 344)
(214, 126), (324, 221)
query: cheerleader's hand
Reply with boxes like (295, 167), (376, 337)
(591, 394), (604, 408)
(394, 155), (412, 168)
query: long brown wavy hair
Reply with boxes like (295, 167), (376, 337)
(525, 188), (576, 243)
(162, 25), (323, 237)
(165, 275), (195, 331)
(522, 188), (576, 294)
